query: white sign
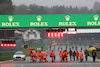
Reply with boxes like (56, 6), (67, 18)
(67, 27), (77, 35)
(37, 48), (41, 50)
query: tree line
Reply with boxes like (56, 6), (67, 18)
(14, 4), (94, 14)
(0, 0), (100, 15)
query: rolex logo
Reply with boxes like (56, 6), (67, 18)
(65, 15), (70, 21)
(93, 15), (99, 21)
(8, 16), (13, 22)
(36, 16), (42, 21)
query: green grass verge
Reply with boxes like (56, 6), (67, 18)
(0, 57), (12, 61)
(97, 56), (100, 59)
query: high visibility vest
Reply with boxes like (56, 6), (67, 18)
(79, 52), (83, 57)
(50, 51), (55, 56)
(76, 52), (79, 57)
(59, 52), (63, 57)
(35, 53), (38, 56)
(65, 51), (68, 56)
(33, 53), (36, 57)
(29, 53), (33, 56)
(63, 52), (65, 56)
(39, 52), (43, 57)
(44, 53), (47, 58)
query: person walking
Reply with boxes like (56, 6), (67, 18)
(64, 50), (69, 62)
(44, 51), (48, 62)
(73, 51), (76, 61)
(59, 50), (63, 62)
(76, 50), (79, 61)
(50, 50), (55, 62)
(69, 49), (73, 61)
(79, 50), (84, 62)
(33, 52), (36, 61)
(29, 51), (34, 62)
(84, 49), (89, 61)
(92, 50), (97, 62)
(39, 51), (43, 62)
(62, 50), (65, 61)
(35, 51), (38, 62)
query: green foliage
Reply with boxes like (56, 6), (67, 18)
(97, 56), (100, 59)
(88, 51), (93, 57)
(23, 48), (30, 57)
